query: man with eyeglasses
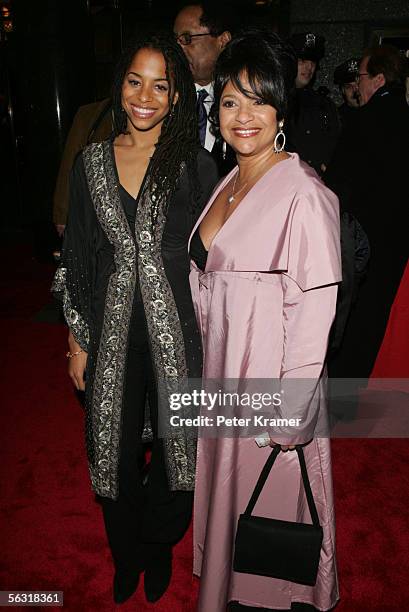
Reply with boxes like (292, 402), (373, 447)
(174, 1), (234, 174)
(325, 45), (409, 380)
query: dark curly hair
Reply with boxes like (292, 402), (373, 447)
(210, 28), (297, 138)
(111, 33), (201, 221)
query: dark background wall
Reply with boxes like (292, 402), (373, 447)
(8, 1), (95, 249)
(0, 0), (286, 256)
(1, 0), (408, 256)
(289, 0), (409, 103)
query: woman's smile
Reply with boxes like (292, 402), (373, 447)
(121, 48), (175, 133)
(231, 127), (261, 138)
(220, 77), (280, 158)
(129, 104), (158, 119)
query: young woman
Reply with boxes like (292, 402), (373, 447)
(189, 30), (341, 611)
(52, 34), (218, 605)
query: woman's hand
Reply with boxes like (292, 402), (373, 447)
(67, 331), (88, 391)
(269, 437), (295, 451)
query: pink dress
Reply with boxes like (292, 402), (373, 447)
(188, 153), (342, 611)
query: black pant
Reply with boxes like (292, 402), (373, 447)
(99, 347), (193, 572)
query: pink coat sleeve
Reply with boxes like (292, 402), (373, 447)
(273, 276), (338, 444)
(286, 186), (341, 291)
(271, 183), (341, 445)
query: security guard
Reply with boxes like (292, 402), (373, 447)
(334, 57), (360, 128)
(286, 32), (340, 175)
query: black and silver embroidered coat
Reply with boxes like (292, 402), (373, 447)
(52, 139), (219, 499)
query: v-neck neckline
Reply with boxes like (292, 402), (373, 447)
(110, 139), (152, 205)
(197, 153), (294, 257)
(119, 183), (137, 203)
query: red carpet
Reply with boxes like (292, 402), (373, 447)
(371, 260), (409, 379)
(1, 245), (409, 611)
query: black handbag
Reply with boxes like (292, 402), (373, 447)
(233, 444), (323, 586)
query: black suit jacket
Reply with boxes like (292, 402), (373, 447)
(325, 86), (408, 269)
(324, 86), (409, 376)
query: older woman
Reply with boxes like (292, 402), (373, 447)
(52, 34), (218, 605)
(189, 31), (341, 611)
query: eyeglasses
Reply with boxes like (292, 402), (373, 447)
(175, 32), (216, 46)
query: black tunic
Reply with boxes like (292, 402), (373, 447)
(119, 184), (150, 353)
(189, 227), (208, 272)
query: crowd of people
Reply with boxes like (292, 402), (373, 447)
(51, 1), (408, 610)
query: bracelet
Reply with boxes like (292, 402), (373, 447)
(66, 349), (83, 359)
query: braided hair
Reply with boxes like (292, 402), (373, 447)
(111, 33), (201, 221)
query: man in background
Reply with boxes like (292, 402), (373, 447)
(53, 98), (112, 238)
(333, 57), (360, 128)
(286, 32), (340, 175)
(174, 1), (235, 174)
(325, 45), (409, 379)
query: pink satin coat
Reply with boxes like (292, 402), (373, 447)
(188, 153), (342, 611)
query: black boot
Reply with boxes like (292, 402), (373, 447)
(113, 566), (142, 605)
(144, 543), (172, 603)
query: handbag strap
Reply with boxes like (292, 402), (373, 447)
(243, 445), (320, 528)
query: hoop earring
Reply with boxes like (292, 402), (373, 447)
(273, 120), (285, 153)
(222, 140), (227, 160)
(169, 105), (175, 118)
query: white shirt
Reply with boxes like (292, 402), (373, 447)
(195, 82), (216, 152)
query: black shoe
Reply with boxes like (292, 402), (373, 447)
(144, 546), (172, 603)
(113, 567), (141, 604)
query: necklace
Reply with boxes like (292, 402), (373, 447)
(228, 154), (284, 205)
(228, 170), (248, 204)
